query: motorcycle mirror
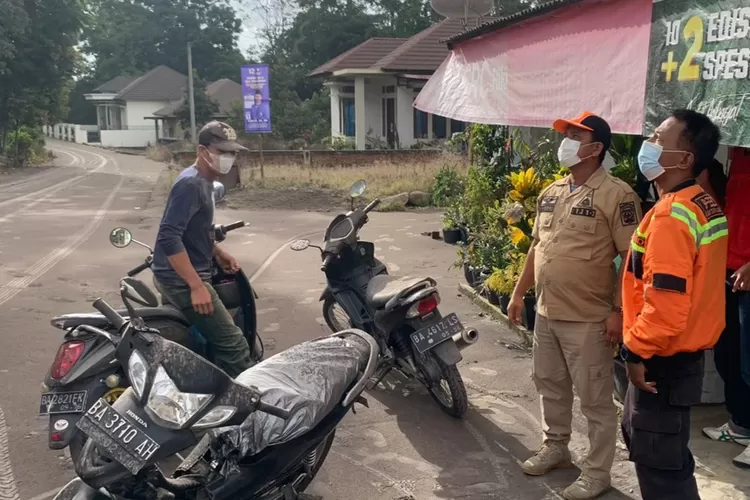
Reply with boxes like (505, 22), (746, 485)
(349, 180), (367, 198)
(290, 239), (310, 251)
(109, 227), (133, 248)
(212, 181), (226, 203)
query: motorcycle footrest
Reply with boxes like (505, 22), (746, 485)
(366, 364), (393, 390)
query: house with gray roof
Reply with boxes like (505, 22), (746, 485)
(308, 19), (470, 150)
(83, 66), (242, 148)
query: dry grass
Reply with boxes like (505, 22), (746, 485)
(238, 155), (468, 198)
(146, 145), (174, 163)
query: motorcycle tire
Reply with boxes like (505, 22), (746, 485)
(421, 353), (468, 419)
(322, 296), (353, 333)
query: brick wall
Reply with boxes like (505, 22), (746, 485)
(173, 148), (442, 169)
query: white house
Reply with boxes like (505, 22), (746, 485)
(84, 66), (188, 148)
(81, 66), (242, 148)
(308, 19), (469, 150)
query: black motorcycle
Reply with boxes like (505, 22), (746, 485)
(54, 287), (378, 500)
(40, 197), (262, 464)
(290, 180), (479, 418)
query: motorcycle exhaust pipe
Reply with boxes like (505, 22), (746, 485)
(452, 328), (479, 350)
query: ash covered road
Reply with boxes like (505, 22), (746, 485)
(0, 142), (746, 500)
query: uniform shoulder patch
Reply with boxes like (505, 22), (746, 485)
(539, 195), (558, 213)
(619, 201), (637, 226)
(691, 192), (724, 221)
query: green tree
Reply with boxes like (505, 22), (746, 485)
(84, 0), (246, 83)
(175, 72), (219, 138)
(0, 0), (85, 159)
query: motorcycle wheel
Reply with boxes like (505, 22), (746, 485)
(322, 296), (352, 333)
(420, 353), (468, 419)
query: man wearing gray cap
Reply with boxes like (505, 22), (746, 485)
(152, 121), (253, 377)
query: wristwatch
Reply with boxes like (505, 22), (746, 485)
(620, 344), (644, 364)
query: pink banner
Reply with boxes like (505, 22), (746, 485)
(414, 0), (653, 134)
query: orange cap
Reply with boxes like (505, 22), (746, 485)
(553, 111), (600, 133)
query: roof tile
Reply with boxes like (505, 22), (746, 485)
(116, 65), (188, 101)
(308, 38), (408, 76)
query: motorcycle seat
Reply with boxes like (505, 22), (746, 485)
(52, 305), (190, 330)
(227, 334), (371, 457)
(365, 275), (434, 309)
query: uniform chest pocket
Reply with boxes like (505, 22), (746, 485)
(557, 216), (597, 260)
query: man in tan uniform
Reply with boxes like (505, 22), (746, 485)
(508, 112), (642, 500)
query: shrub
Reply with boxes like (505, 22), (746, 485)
(431, 164), (465, 207)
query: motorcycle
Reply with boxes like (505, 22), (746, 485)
(40, 182), (263, 463)
(55, 285), (378, 500)
(289, 180), (479, 418)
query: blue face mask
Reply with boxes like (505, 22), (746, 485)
(637, 142), (666, 181)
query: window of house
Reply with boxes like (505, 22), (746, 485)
(413, 108), (428, 139)
(382, 85), (395, 94)
(340, 98), (355, 137)
(450, 120), (467, 134)
(433, 114), (447, 139)
(341, 86), (355, 94)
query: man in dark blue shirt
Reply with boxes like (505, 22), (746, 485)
(152, 121), (253, 377)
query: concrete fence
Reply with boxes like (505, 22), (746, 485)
(44, 124), (98, 144)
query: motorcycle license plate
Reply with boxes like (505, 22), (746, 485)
(76, 399), (160, 475)
(410, 313), (464, 354)
(39, 391), (88, 415)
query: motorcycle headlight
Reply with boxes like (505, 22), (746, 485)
(192, 406), (237, 429)
(146, 365), (211, 428)
(128, 350), (148, 398)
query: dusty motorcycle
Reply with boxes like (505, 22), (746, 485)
(290, 180), (479, 418)
(54, 287), (378, 500)
(40, 186), (262, 464)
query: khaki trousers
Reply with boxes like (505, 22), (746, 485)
(532, 313), (617, 481)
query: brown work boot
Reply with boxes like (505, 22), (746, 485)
(521, 441), (572, 476)
(562, 474), (611, 500)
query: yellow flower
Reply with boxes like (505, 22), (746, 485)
(509, 226), (528, 245)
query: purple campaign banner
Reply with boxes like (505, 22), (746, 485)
(242, 65), (271, 133)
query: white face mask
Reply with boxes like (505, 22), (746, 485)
(205, 151), (235, 175)
(558, 138), (584, 168)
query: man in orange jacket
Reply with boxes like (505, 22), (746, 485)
(620, 109), (727, 499)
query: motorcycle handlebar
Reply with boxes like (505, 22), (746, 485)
(127, 260), (151, 277)
(92, 298), (126, 330)
(256, 400), (291, 420)
(321, 254), (334, 272)
(363, 198), (380, 214)
(223, 221), (246, 232)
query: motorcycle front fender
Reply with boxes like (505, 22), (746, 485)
(319, 286), (333, 302)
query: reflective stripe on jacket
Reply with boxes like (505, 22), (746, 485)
(622, 180), (728, 359)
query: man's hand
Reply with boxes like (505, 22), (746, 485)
(626, 361), (657, 393)
(732, 262), (750, 292)
(604, 310), (623, 344)
(191, 283), (214, 315)
(507, 294), (524, 325)
(215, 247), (240, 273)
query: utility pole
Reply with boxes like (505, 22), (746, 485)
(187, 42), (197, 143)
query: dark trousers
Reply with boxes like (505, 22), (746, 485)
(621, 352), (704, 500)
(154, 278), (253, 378)
(713, 273), (750, 430)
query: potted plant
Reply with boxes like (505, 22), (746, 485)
(485, 267), (515, 310)
(441, 209), (462, 244)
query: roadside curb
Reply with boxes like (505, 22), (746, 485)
(457, 283), (533, 347)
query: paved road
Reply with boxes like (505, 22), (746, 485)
(0, 142), (748, 500)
